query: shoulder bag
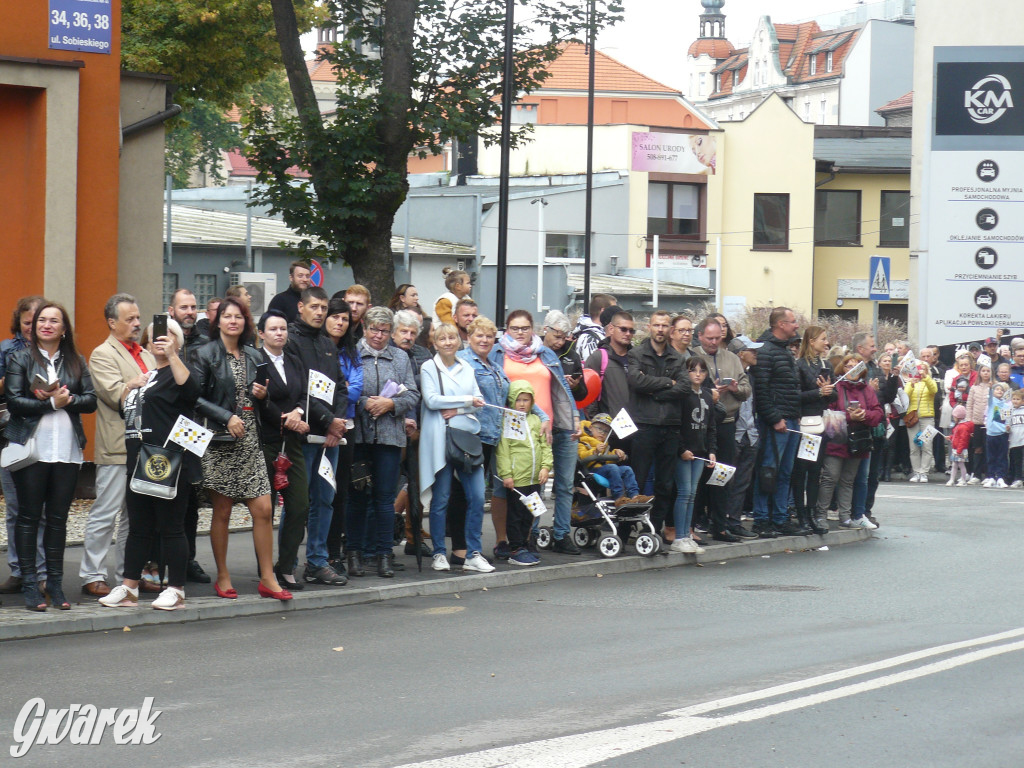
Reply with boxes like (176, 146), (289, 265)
(842, 388), (874, 454)
(436, 362), (483, 474)
(130, 442), (184, 499)
(0, 435), (40, 472)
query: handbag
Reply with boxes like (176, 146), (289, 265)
(130, 442), (184, 499)
(903, 385), (920, 427)
(841, 388), (874, 454)
(799, 415), (825, 435)
(0, 435), (40, 472)
(435, 361), (483, 474)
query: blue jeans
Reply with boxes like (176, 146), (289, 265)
(346, 444), (402, 556)
(593, 464), (640, 498)
(673, 459), (704, 534)
(551, 428), (578, 540)
(753, 419), (800, 525)
(429, 464), (486, 557)
(302, 443), (338, 568)
(852, 455), (869, 520)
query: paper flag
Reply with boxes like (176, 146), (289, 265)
(502, 411), (528, 441)
(705, 462), (736, 486)
(308, 370), (336, 404)
(837, 360), (867, 382)
(166, 415), (214, 458)
(977, 353), (992, 368)
(610, 408), (638, 439)
(318, 452), (336, 491)
(920, 424), (939, 442)
(796, 432), (822, 462)
(522, 491), (547, 517)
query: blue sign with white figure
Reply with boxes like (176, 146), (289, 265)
(869, 256), (891, 301)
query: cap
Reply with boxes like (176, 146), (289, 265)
(787, 334), (802, 346)
(730, 334), (763, 351)
(968, 342), (982, 351)
(985, 337), (998, 345)
(591, 413), (613, 428)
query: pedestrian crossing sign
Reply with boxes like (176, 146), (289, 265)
(869, 256), (890, 301)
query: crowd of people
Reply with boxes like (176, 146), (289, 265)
(0, 262), (1010, 612)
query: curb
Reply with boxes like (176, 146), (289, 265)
(0, 529), (873, 641)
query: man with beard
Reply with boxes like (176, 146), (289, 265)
(267, 260), (312, 323)
(453, 298), (479, 349)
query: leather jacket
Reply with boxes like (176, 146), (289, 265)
(191, 339), (263, 431)
(4, 346), (97, 448)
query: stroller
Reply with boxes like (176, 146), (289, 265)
(536, 454), (662, 558)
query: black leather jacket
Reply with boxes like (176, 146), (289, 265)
(4, 346), (97, 448)
(191, 339), (263, 431)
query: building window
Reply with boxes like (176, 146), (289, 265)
(820, 97), (828, 124)
(879, 190), (911, 247)
(162, 273), (178, 309)
(510, 103), (537, 125)
(546, 233), (585, 260)
(819, 308), (859, 324)
(648, 182), (701, 237)
(699, 72), (706, 95)
(733, 70), (739, 87)
(194, 274), (218, 308)
(815, 190), (861, 246)
(826, 51), (834, 73)
(714, 73), (720, 92)
(803, 99), (811, 121)
(809, 54), (816, 75)
(753, 193), (789, 250)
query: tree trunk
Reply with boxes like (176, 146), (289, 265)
(350, 226), (400, 307)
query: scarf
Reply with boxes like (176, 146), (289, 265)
(499, 332), (542, 364)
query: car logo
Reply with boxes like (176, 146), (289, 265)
(965, 74), (1014, 125)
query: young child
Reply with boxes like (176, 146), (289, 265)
(433, 268), (473, 326)
(673, 358), (717, 554)
(1007, 389), (1024, 488)
(948, 405), (973, 487)
(578, 413), (648, 505)
(496, 381), (553, 566)
(984, 382), (1010, 488)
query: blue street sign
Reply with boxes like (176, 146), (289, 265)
(49, 0), (112, 54)
(869, 255), (891, 301)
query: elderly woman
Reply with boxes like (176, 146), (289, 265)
(541, 310), (588, 404)
(420, 323), (491, 573)
(490, 310), (579, 554)
(347, 307), (420, 577)
(2, 302), (97, 611)
(100, 319), (199, 611)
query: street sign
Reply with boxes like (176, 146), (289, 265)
(309, 259), (324, 287)
(869, 256), (891, 301)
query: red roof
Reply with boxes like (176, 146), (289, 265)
(877, 91), (913, 113)
(687, 38), (735, 59)
(224, 149), (309, 180)
(541, 41), (679, 94)
(308, 43), (338, 82)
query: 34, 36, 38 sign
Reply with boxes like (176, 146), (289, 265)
(49, 0), (112, 54)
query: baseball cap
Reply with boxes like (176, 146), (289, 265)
(968, 342), (982, 351)
(985, 337), (998, 345)
(591, 413), (613, 429)
(729, 335), (763, 352)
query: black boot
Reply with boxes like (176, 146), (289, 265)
(347, 551), (365, 577)
(809, 510), (830, 535)
(793, 508), (814, 536)
(22, 575), (46, 612)
(378, 552), (395, 578)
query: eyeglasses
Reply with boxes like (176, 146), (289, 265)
(673, 327), (693, 334)
(366, 327), (390, 336)
(508, 325), (532, 333)
(614, 326), (636, 335)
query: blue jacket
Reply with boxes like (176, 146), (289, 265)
(458, 347), (511, 446)
(488, 343), (577, 431)
(338, 348), (363, 420)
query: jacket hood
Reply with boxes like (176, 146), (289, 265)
(289, 319), (322, 338)
(507, 379), (535, 407)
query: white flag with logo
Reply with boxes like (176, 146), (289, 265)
(920, 424), (940, 443)
(503, 411), (528, 441)
(308, 370), (336, 404)
(797, 433), (822, 462)
(522, 491), (547, 517)
(610, 408), (638, 438)
(166, 414), (214, 458)
(318, 452), (337, 491)
(705, 462), (736, 486)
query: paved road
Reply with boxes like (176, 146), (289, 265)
(2, 481), (1023, 767)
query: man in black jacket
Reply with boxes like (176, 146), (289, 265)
(285, 286), (349, 585)
(626, 310), (688, 533)
(751, 307), (802, 537)
(266, 260), (311, 324)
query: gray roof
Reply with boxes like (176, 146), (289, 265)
(813, 137), (911, 172)
(566, 272), (714, 298)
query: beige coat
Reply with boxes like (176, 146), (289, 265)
(89, 335), (156, 465)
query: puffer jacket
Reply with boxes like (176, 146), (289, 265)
(825, 379), (883, 459)
(966, 381), (990, 425)
(904, 376), (938, 419)
(752, 330), (801, 425)
(353, 339), (420, 447)
(796, 356), (837, 417)
(3, 346), (97, 448)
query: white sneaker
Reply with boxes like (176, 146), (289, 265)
(967, 476), (982, 485)
(152, 586), (185, 611)
(996, 478), (1009, 488)
(670, 537), (697, 554)
(1011, 480), (1023, 489)
(851, 516), (878, 530)
(463, 552), (495, 573)
(431, 553), (450, 572)
(956, 480), (967, 487)
(919, 474), (929, 483)
(98, 584), (139, 608)
(982, 478), (995, 488)
(945, 478), (955, 487)
(909, 474), (920, 483)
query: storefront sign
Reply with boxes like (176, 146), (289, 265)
(48, 0), (112, 54)
(631, 131), (716, 175)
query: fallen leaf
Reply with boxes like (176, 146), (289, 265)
(454, 593), (461, 599)
(332, 647), (344, 652)
(761, 555), (770, 559)
(596, 574), (603, 578)
(123, 627), (131, 632)
(490, 673), (495, 677)
(482, 587), (488, 591)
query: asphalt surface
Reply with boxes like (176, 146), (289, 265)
(2, 480), (1022, 766)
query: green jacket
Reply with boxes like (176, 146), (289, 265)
(496, 380), (554, 487)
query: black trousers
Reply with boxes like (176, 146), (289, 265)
(185, 484), (200, 561)
(508, 483), (540, 551)
(969, 425), (987, 479)
(708, 421), (736, 533)
(13, 461), (79, 585)
(630, 425), (679, 531)
(328, 439), (354, 559)
(790, 442), (825, 514)
(124, 476), (190, 587)
(264, 433), (309, 573)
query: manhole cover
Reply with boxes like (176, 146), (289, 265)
(729, 584), (824, 592)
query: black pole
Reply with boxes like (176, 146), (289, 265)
(583, 0), (596, 314)
(495, 0), (515, 325)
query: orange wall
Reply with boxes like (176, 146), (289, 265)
(537, 95), (709, 130)
(0, 86), (46, 311)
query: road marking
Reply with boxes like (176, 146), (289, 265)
(393, 629), (1024, 768)
(877, 493), (952, 500)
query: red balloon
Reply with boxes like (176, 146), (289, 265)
(575, 368), (602, 409)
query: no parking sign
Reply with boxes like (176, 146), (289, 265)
(309, 259), (324, 287)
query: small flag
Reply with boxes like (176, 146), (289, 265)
(610, 408), (638, 439)
(308, 370), (336, 404)
(797, 433), (822, 462)
(318, 452), (336, 491)
(837, 360), (867, 382)
(503, 411), (528, 441)
(166, 415), (214, 458)
(920, 424), (939, 442)
(521, 491), (547, 517)
(705, 462), (736, 486)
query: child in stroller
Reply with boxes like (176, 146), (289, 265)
(577, 413), (652, 506)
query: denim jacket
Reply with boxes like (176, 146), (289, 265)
(458, 348), (510, 446)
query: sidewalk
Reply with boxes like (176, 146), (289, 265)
(0, 521), (873, 641)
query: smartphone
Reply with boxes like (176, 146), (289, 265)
(32, 373), (57, 392)
(152, 314), (168, 342)
(720, 378), (735, 386)
(254, 362), (271, 383)
(847, 399), (860, 410)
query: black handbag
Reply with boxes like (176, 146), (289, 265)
(436, 361), (484, 474)
(130, 443), (184, 499)
(841, 388), (874, 454)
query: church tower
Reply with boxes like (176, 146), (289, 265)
(685, 0), (734, 103)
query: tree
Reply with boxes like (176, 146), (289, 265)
(246, 0), (622, 304)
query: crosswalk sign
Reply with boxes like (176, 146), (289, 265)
(869, 256), (890, 301)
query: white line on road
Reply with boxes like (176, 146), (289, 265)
(392, 629), (1024, 768)
(876, 494), (952, 500)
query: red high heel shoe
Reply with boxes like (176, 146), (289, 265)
(258, 583), (293, 601)
(214, 584), (238, 599)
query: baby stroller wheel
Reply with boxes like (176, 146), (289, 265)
(596, 534), (622, 558)
(634, 532), (661, 557)
(572, 527), (590, 549)
(535, 526), (554, 550)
